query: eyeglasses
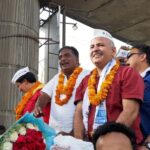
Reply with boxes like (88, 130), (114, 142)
(127, 52), (144, 59)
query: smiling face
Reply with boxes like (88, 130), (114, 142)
(58, 48), (79, 76)
(90, 37), (116, 69)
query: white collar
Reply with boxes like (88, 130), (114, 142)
(140, 67), (150, 78)
(100, 59), (116, 77)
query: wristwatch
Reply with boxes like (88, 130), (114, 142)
(144, 142), (150, 150)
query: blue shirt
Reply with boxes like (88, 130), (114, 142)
(140, 71), (150, 137)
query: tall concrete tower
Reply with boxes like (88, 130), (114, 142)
(0, 0), (39, 128)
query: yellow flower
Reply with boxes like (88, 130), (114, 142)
(15, 81), (44, 120)
(88, 60), (120, 106)
(55, 67), (83, 106)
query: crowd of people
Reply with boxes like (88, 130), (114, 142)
(2, 29), (149, 150)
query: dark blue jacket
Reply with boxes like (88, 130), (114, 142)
(141, 71), (150, 138)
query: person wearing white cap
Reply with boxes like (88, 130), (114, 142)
(115, 46), (130, 66)
(74, 29), (144, 146)
(33, 46), (90, 135)
(11, 67), (50, 123)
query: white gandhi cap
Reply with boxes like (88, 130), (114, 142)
(11, 67), (30, 84)
(93, 29), (113, 42)
(116, 48), (129, 58)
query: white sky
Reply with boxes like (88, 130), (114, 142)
(39, 14), (130, 82)
(61, 16), (129, 70)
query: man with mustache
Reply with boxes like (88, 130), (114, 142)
(34, 46), (89, 135)
(74, 29), (144, 146)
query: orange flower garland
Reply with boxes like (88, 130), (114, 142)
(55, 67), (83, 106)
(15, 81), (44, 120)
(88, 61), (120, 106)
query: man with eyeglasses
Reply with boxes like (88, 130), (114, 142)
(126, 44), (150, 150)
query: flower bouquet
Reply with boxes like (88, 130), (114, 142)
(0, 113), (56, 150)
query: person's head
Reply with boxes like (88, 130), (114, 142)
(92, 122), (136, 150)
(90, 29), (116, 69)
(126, 44), (150, 72)
(58, 46), (79, 77)
(115, 46), (130, 66)
(11, 67), (37, 93)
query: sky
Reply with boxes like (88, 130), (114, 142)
(60, 16), (130, 70)
(39, 13), (130, 82)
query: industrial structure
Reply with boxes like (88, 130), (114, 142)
(0, 0), (150, 128)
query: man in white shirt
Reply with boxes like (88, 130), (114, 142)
(34, 46), (89, 135)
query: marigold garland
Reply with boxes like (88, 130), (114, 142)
(88, 61), (120, 106)
(55, 67), (83, 106)
(15, 81), (44, 120)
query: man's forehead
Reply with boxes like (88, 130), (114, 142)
(59, 49), (72, 55)
(90, 37), (109, 44)
(130, 48), (139, 52)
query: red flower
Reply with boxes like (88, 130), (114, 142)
(15, 135), (26, 143)
(13, 128), (46, 150)
(26, 142), (36, 150)
(35, 141), (46, 150)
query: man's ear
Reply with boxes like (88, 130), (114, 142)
(140, 53), (147, 62)
(76, 57), (80, 65)
(112, 47), (117, 57)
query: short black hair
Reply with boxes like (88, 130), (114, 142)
(92, 122), (136, 150)
(132, 43), (150, 65)
(58, 46), (79, 59)
(16, 72), (37, 83)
